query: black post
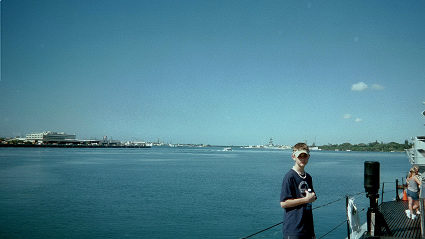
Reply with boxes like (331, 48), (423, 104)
(396, 179), (400, 201)
(365, 161), (380, 237)
(346, 196), (350, 239)
(381, 182), (384, 204)
(364, 161), (392, 238)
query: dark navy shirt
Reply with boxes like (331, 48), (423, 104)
(280, 169), (315, 237)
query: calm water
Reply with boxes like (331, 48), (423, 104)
(0, 147), (411, 239)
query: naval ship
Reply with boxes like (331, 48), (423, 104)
(406, 103), (425, 171)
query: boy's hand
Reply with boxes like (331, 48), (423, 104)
(305, 190), (316, 203)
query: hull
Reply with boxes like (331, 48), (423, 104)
(406, 136), (425, 173)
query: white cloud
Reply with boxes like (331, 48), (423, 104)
(371, 84), (384, 90)
(343, 114), (363, 123)
(351, 82), (368, 91)
(343, 114), (352, 119)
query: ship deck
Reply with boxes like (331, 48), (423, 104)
(362, 200), (421, 238)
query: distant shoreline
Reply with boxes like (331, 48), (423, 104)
(0, 144), (151, 148)
(0, 144), (407, 152)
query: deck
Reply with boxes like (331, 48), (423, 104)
(362, 200), (421, 238)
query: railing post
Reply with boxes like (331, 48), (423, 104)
(396, 179), (400, 201)
(346, 195), (350, 239)
(420, 183), (425, 238)
(381, 182), (384, 204)
(421, 198), (425, 239)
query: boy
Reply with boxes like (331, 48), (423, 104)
(280, 143), (317, 239)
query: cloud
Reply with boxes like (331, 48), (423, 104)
(351, 82), (384, 92)
(343, 114), (363, 122)
(343, 114), (352, 119)
(351, 82), (368, 91)
(371, 84), (384, 90)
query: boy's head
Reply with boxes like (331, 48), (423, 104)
(292, 143), (310, 164)
(293, 142), (309, 152)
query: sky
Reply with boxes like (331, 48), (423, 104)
(1, 0), (425, 146)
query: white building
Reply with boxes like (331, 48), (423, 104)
(26, 131), (76, 143)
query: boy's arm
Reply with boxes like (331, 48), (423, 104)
(280, 191), (316, 209)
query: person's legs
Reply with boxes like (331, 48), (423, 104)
(409, 196), (414, 214)
(413, 200), (419, 210)
(414, 200), (420, 214)
(406, 195), (416, 219)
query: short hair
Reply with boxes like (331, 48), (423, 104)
(293, 142), (310, 153)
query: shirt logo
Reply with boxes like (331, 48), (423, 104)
(298, 181), (309, 197)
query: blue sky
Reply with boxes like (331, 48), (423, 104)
(1, 0), (425, 146)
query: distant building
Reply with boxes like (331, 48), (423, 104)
(25, 133), (45, 141)
(26, 131), (76, 143)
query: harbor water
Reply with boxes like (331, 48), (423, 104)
(0, 147), (411, 238)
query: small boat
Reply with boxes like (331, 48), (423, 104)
(223, 147), (232, 151)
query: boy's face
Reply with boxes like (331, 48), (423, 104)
(292, 151), (310, 168)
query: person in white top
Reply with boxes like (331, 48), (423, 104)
(405, 166), (421, 219)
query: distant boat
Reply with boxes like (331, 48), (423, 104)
(223, 147), (232, 151)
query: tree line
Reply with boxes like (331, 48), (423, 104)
(319, 140), (412, 152)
